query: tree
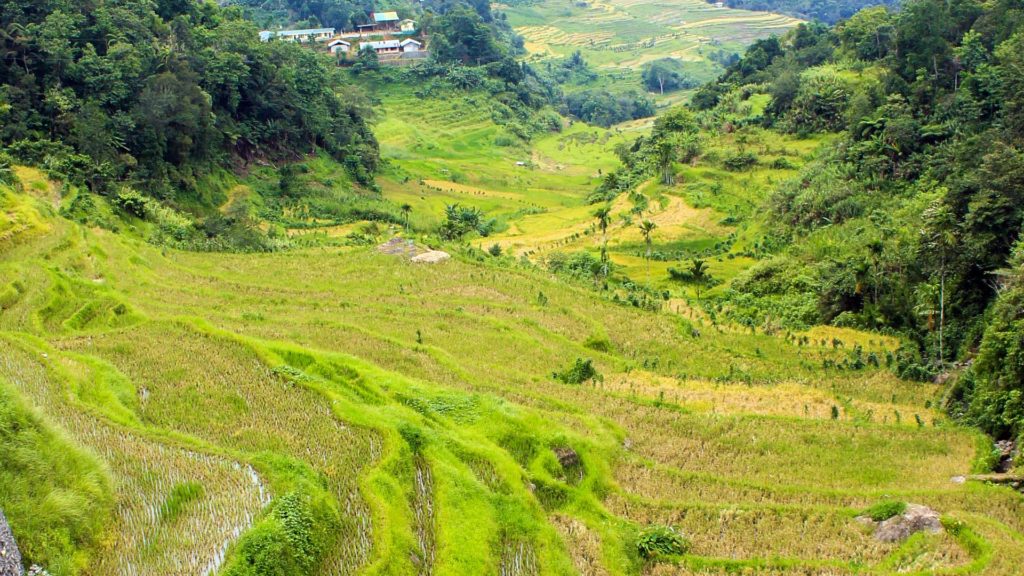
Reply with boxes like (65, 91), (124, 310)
(401, 203), (412, 230)
(639, 219), (657, 287)
(692, 256), (708, 297)
(837, 6), (895, 61)
(352, 46), (380, 74)
(564, 89), (655, 127)
(429, 7), (503, 65)
(656, 138), (677, 186)
(641, 58), (696, 94)
(921, 199), (959, 365)
(593, 204), (612, 277)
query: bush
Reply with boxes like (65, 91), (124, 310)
(114, 188), (150, 219)
(553, 358), (601, 385)
(222, 487), (337, 576)
(722, 151), (758, 171)
(0, 152), (14, 185)
(438, 203), (496, 241)
(636, 524), (686, 559)
(770, 157), (796, 169)
(863, 500), (906, 521)
(546, 251), (606, 282)
(582, 333), (613, 352)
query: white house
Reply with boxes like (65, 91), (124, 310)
(399, 19), (417, 34)
(400, 39), (423, 52)
(328, 39), (351, 54)
(259, 28), (335, 42)
(362, 39), (401, 54)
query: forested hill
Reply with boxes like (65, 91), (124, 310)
(0, 0), (379, 199)
(651, 0), (1023, 440)
(717, 0), (900, 24)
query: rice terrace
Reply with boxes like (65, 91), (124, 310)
(2, 0), (1024, 575)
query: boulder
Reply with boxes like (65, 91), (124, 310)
(411, 250), (450, 264)
(995, 439), (1017, 472)
(0, 509), (23, 576)
(872, 504), (942, 543)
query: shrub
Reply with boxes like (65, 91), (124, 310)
(114, 188), (149, 219)
(399, 423), (428, 454)
(0, 152), (14, 185)
(582, 333), (613, 353)
(636, 524), (686, 559)
(770, 157), (796, 169)
(222, 487), (337, 576)
(546, 251), (606, 282)
(863, 500), (906, 521)
(553, 358), (601, 385)
(722, 151), (758, 171)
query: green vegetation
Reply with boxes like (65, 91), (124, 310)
(564, 90), (654, 127)
(635, 524), (687, 560)
(505, 0), (801, 102)
(864, 500), (908, 522)
(0, 0), (378, 201)
(552, 358), (602, 385)
(0, 382), (112, 573)
(719, 0), (900, 24)
(641, 58), (700, 95)
(2, 0), (1024, 573)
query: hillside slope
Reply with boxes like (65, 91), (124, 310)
(2, 165), (1024, 574)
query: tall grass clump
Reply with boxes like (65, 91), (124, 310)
(636, 524), (687, 560)
(0, 382), (113, 574)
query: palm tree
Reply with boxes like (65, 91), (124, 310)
(593, 205), (611, 238)
(401, 203), (412, 230)
(690, 258), (708, 300)
(639, 219), (657, 287)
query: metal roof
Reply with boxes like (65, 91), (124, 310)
(373, 11), (400, 22)
(362, 40), (401, 49)
(259, 28), (335, 41)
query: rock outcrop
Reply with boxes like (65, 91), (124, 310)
(411, 250), (450, 264)
(0, 510), (23, 576)
(858, 504), (943, 543)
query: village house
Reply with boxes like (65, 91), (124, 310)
(259, 27), (335, 42)
(355, 38), (427, 64)
(399, 19), (417, 34)
(328, 39), (351, 54)
(362, 39), (402, 55)
(356, 11), (400, 34)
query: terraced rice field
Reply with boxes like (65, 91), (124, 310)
(3, 171), (1024, 574)
(505, 0), (802, 80)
